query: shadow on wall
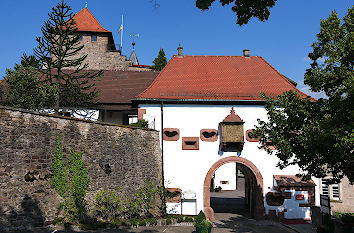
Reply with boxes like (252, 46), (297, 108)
(0, 194), (45, 232)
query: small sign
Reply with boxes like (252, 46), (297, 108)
(295, 195), (305, 200)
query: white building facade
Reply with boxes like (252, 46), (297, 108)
(135, 52), (320, 220)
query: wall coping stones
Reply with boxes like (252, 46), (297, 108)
(0, 105), (157, 131)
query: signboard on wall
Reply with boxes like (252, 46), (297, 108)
(320, 194), (331, 214)
(295, 195), (305, 200)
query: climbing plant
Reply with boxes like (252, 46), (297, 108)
(51, 137), (67, 198)
(51, 138), (90, 223)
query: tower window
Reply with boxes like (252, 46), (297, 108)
(91, 35), (97, 42)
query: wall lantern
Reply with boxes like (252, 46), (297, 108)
(219, 107), (245, 152)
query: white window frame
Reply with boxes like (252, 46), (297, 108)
(320, 178), (341, 201)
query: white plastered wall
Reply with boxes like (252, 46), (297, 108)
(214, 163), (237, 190)
(139, 103), (320, 215)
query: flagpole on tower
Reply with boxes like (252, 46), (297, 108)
(121, 15), (123, 52)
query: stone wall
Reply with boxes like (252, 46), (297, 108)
(0, 106), (162, 231)
(331, 177), (354, 213)
(73, 33), (133, 70)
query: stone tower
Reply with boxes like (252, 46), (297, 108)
(72, 7), (132, 70)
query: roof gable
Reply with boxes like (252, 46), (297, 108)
(222, 107), (244, 123)
(73, 8), (110, 33)
(137, 55), (312, 101)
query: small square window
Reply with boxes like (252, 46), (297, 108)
(221, 181), (229, 185)
(79, 35), (83, 41)
(182, 137), (199, 150)
(91, 35), (97, 42)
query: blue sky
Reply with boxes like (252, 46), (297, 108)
(0, 0), (352, 98)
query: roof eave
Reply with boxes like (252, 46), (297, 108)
(132, 98), (267, 105)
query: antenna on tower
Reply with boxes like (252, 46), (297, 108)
(85, 2), (88, 8)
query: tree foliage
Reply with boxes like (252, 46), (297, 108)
(151, 48), (167, 71)
(34, 0), (102, 114)
(254, 7), (354, 183)
(14, 53), (42, 70)
(196, 0), (277, 26)
(1, 54), (55, 110)
(4, 63), (56, 110)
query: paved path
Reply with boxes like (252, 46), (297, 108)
(13, 216), (296, 233)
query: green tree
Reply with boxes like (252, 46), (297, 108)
(253, 7), (354, 183)
(196, 0), (277, 26)
(15, 53), (42, 70)
(34, 0), (102, 114)
(1, 54), (55, 110)
(151, 48), (167, 71)
(4, 66), (55, 110)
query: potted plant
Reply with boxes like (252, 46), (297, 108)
(194, 210), (213, 233)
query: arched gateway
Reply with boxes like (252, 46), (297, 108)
(203, 156), (265, 221)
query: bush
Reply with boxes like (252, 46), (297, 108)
(195, 210), (206, 225)
(129, 119), (149, 128)
(194, 211), (213, 232)
(334, 212), (354, 224)
(95, 188), (122, 221)
(185, 216), (194, 222)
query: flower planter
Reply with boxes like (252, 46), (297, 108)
(196, 227), (212, 233)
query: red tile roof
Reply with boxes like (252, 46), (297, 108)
(73, 8), (111, 33)
(137, 55), (312, 101)
(222, 107), (244, 123)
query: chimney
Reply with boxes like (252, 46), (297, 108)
(243, 49), (250, 58)
(177, 44), (183, 57)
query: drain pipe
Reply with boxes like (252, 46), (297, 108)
(160, 101), (166, 214)
(160, 101), (164, 186)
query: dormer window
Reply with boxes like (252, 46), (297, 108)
(91, 35), (97, 42)
(163, 128), (180, 141)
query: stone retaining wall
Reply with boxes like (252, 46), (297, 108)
(0, 106), (162, 231)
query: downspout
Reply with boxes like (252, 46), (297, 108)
(160, 101), (166, 214)
(160, 101), (164, 183)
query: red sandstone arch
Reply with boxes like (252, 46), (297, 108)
(203, 156), (265, 221)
